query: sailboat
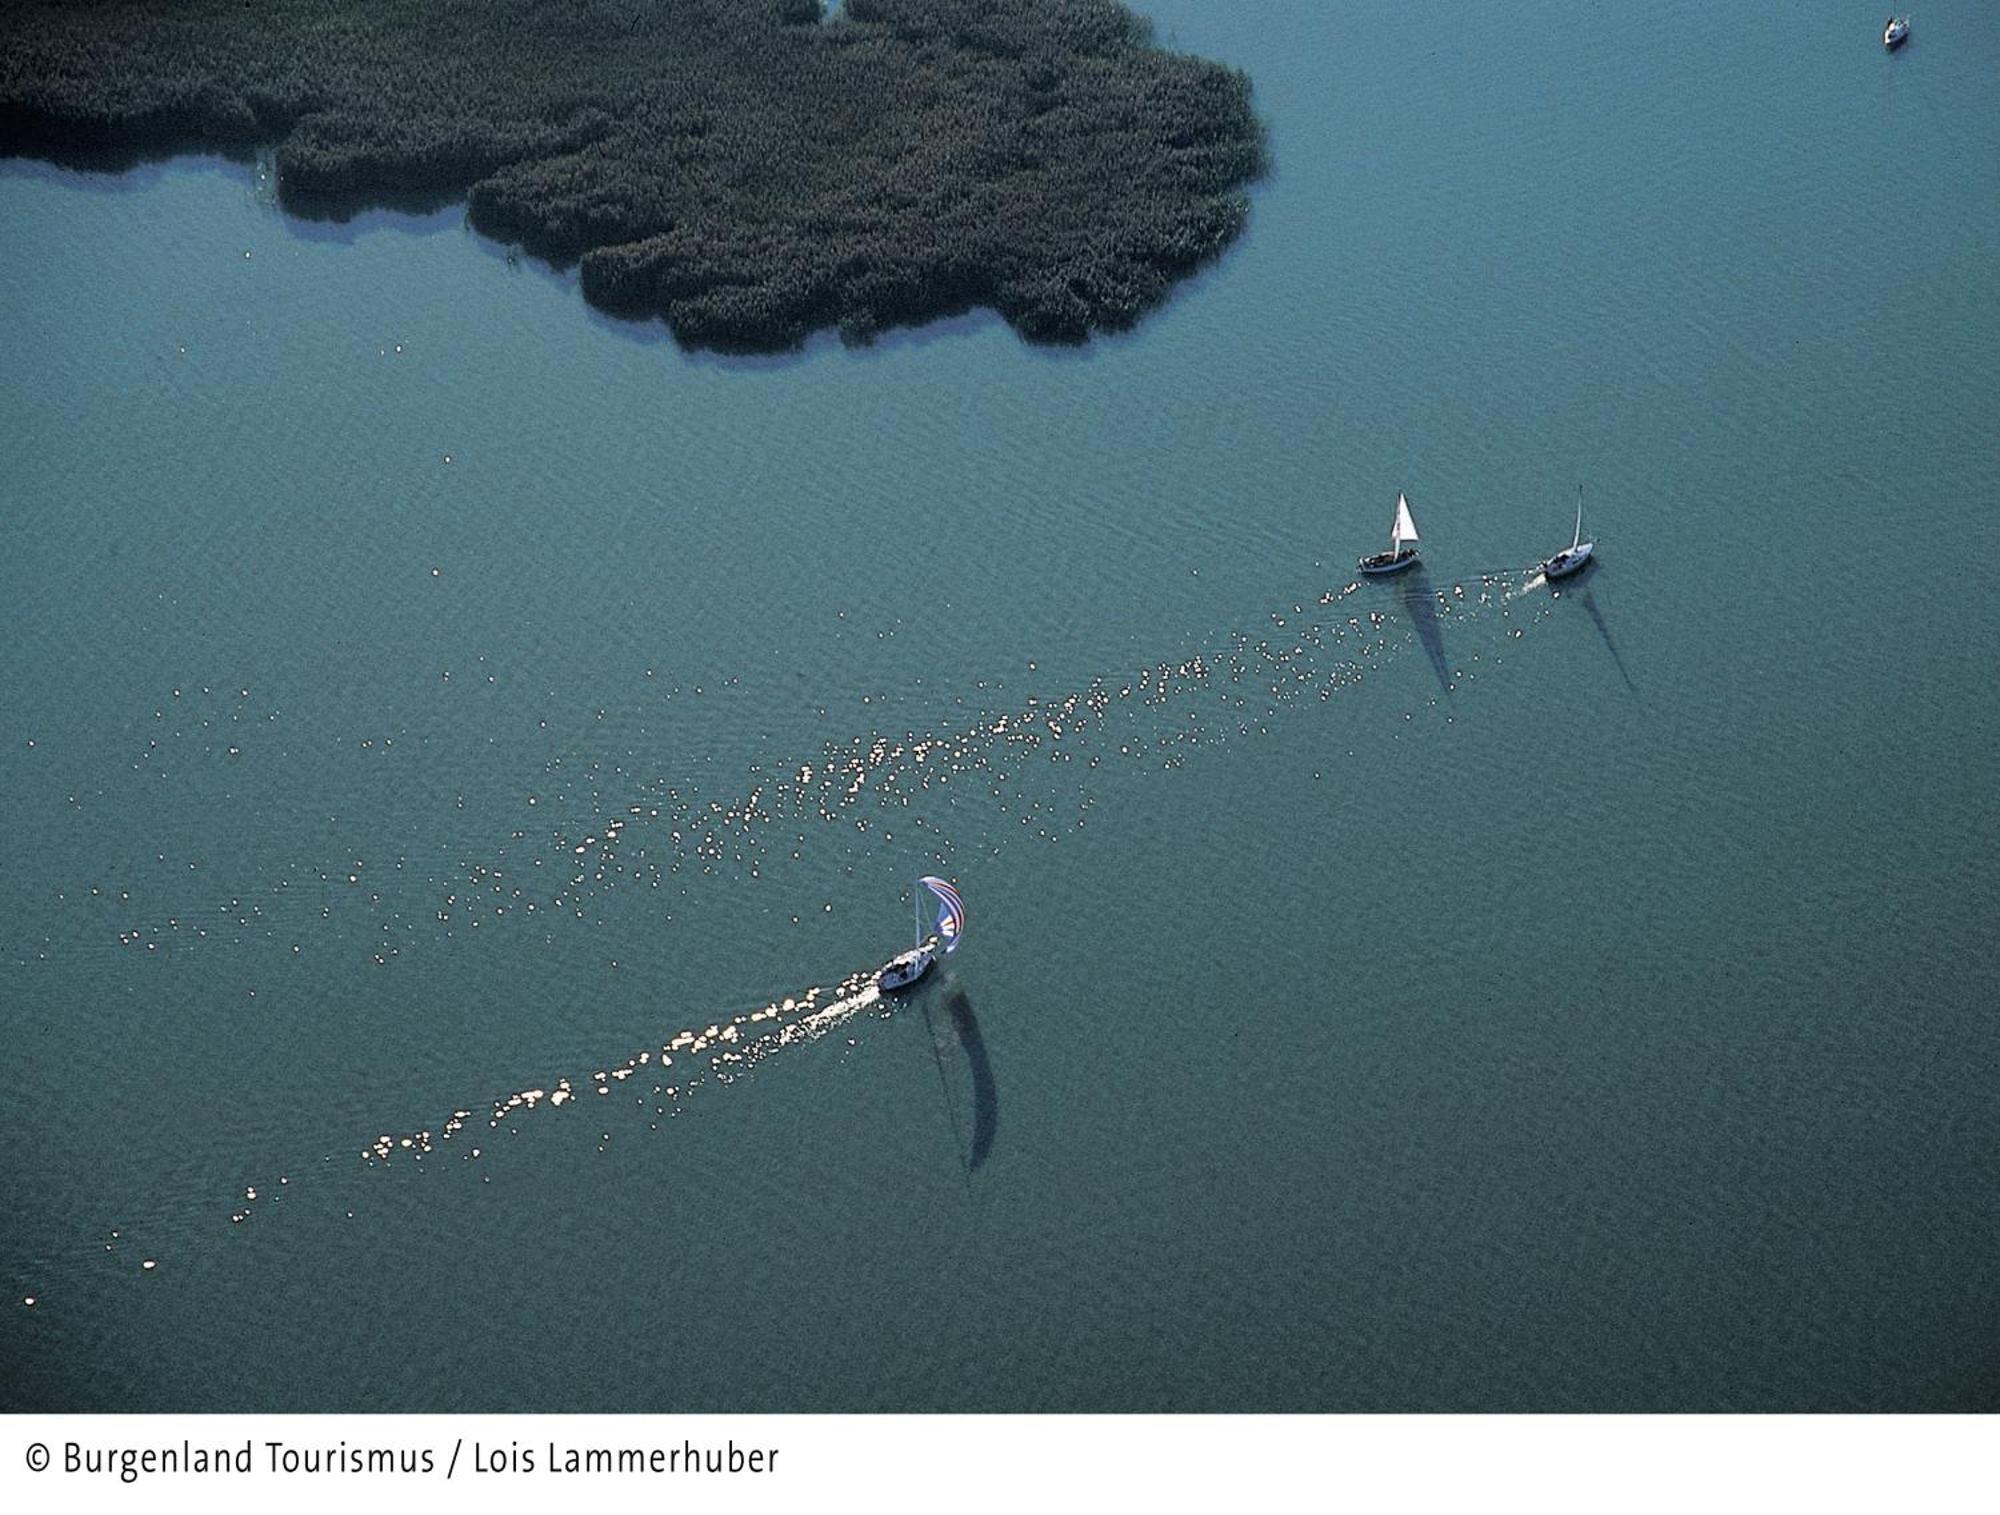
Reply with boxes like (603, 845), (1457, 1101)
(1883, 16), (1909, 50)
(1358, 492), (1421, 575)
(1541, 486), (1596, 580)
(877, 875), (965, 992)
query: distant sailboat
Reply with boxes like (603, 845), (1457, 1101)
(1358, 492), (1421, 575)
(1883, 16), (1909, 50)
(1541, 486), (1596, 580)
(877, 875), (965, 992)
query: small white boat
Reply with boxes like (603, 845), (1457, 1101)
(1358, 492), (1421, 575)
(1541, 487), (1595, 580)
(1883, 16), (1909, 49)
(876, 875), (965, 993)
(877, 944), (935, 992)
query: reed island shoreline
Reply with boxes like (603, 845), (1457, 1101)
(0, 0), (1267, 352)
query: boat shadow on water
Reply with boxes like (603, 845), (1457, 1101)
(1379, 563), (1453, 695)
(923, 983), (998, 1176)
(1551, 564), (1638, 697)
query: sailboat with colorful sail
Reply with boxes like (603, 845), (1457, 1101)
(878, 875), (965, 992)
(1358, 492), (1421, 575)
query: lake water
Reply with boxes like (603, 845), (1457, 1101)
(3, 0), (1997, 1411)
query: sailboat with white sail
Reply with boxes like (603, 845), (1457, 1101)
(1358, 492), (1421, 575)
(1541, 486), (1595, 580)
(877, 875), (965, 992)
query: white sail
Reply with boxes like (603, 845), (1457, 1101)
(1392, 493), (1419, 547)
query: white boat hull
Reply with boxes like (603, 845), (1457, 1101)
(1358, 548), (1420, 576)
(1542, 541), (1595, 579)
(877, 945), (936, 992)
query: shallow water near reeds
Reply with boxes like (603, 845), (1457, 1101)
(2, 0), (1997, 1410)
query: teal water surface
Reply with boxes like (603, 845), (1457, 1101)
(3, 0), (1997, 1411)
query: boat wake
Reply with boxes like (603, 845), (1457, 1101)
(223, 567), (1558, 1221)
(423, 569), (1549, 937)
(360, 946), (926, 1170)
(16, 563), (1561, 1298)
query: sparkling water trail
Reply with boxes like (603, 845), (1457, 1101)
(15, 565), (1560, 1306)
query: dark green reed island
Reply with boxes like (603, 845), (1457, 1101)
(0, 0), (1264, 349)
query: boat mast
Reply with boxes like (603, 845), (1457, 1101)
(1572, 486), (1583, 551)
(912, 879), (922, 951)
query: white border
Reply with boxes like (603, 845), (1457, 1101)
(2, 1413), (1992, 1515)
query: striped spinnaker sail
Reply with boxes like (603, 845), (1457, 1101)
(919, 876), (965, 953)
